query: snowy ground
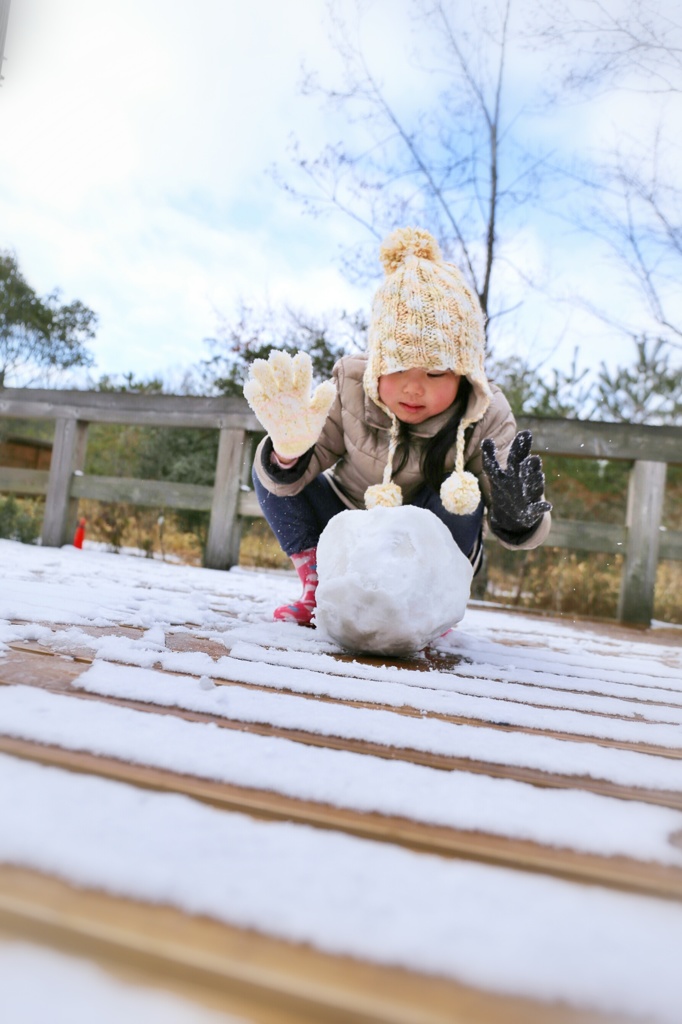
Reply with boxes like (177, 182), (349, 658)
(1, 538), (682, 1022)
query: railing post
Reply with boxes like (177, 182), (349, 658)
(617, 460), (667, 627)
(41, 419), (89, 547)
(226, 432), (258, 566)
(205, 427), (246, 570)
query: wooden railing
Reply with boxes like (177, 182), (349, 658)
(0, 388), (260, 572)
(1, 387), (680, 626)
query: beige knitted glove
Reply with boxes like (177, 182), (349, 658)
(243, 350), (336, 459)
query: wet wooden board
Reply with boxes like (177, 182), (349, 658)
(3, 732), (682, 902)
(5, 642), (682, 763)
(1, 614), (681, 1021)
(3, 645), (682, 815)
(0, 865), (620, 1024)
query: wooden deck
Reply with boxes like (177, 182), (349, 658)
(1, 582), (681, 1022)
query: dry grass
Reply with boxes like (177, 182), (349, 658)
(485, 547), (623, 620)
(78, 502), (291, 571)
(239, 519), (290, 569)
(77, 500), (204, 565)
(654, 561), (682, 625)
(485, 545), (682, 625)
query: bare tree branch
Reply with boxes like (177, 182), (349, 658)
(275, 0), (551, 348)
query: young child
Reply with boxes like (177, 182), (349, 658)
(244, 227), (552, 624)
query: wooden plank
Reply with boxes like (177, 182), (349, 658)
(0, 922), (303, 1024)
(3, 735), (682, 901)
(237, 498), (682, 562)
(519, 416), (682, 465)
(0, 866), (612, 1024)
(1, 473), (679, 563)
(660, 529), (682, 561)
(0, 389), (260, 431)
(0, 466), (49, 496)
(238, 486), (262, 517)
(70, 474), (215, 510)
(205, 427), (247, 570)
(228, 432), (259, 563)
(618, 461), (667, 625)
(533, 518), (626, 554)
(0, 648), (90, 685)
(41, 419), (88, 547)
(2, 389), (680, 461)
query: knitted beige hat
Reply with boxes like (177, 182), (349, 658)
(363, 227), (492, 515)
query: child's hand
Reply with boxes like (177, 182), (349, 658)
(481, 430), (552, 534)
(243, 351), (336, 459)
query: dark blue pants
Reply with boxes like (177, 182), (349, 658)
(252, 467), (483, 564)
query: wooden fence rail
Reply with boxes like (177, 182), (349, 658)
(1, 387), (680, 627)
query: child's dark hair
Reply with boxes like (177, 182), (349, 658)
(392, 377), (472, 490)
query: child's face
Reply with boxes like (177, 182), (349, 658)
(378, 368), (461, 423)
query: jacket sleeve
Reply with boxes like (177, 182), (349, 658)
(465, 388), (552, 551)
(252, 360), (348, 498)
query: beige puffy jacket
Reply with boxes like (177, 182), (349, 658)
(253, 354), (551, 550)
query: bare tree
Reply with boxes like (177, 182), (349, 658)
(574, 142), (682, 350)
(278, 0), (553, 339)
(537, 0), (682, 94)
(536, 0), (682, 352)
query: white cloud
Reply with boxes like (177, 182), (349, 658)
(1, 0), (374, 380)
(0, 0), (679, 386)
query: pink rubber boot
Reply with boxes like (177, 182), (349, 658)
(274, 547), (318, 625)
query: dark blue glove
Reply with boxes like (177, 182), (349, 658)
(481, 430), (552, 536)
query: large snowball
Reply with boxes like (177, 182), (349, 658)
(315, 505), (473, 656)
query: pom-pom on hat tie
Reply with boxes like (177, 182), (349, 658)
(362, 227), (491, 515)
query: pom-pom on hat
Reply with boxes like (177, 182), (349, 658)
(363, 227), (492, 515)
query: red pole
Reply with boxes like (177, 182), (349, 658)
(73, 518), (86, 549)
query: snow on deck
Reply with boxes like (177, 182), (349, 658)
(1, 538), (681, 1023)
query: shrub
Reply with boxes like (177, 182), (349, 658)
(0, 496), (42, 544)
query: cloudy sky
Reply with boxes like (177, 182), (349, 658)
(1, 0), (679, 389)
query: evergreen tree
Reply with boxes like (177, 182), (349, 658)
(0, 250), (96, 387)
